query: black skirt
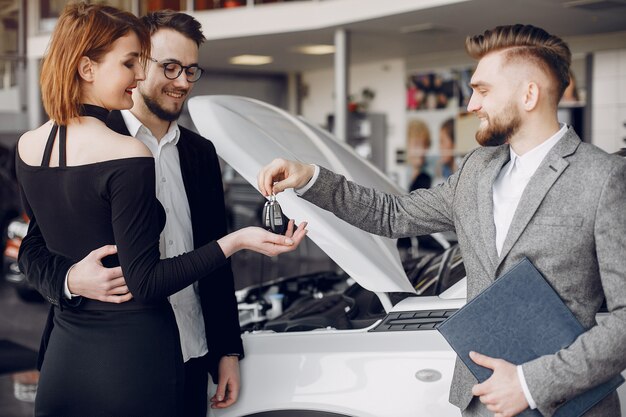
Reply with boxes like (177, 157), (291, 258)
(35, 304), (184, 417)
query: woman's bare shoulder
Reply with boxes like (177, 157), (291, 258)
(18, 121), (152, 167)
(67, 124), (152, 164)
(17, 121), (56, 165)
(104, 130), (152, 159)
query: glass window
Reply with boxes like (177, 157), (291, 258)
(102, 0), (134, 11)
(141, 0), (184, 14)
(194, 0), (222, 9)
(193, 0), (312, 11)
(39, 1), (134, 33)
(0, 0), (19, 91)
(39, 0), (65, 19)
(39, 0), (65, 32)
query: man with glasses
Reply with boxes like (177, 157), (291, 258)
(19, 10), (243, 416)
(148, 57), (204, 83)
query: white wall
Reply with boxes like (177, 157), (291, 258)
(0, 111), (28, 135)
(301, 59), (407, 188)
(592, 49), (626, 153)
(0, 87), (20, 112)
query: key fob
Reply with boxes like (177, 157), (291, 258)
(262, 195), (287, 234)
(269, 198), (287, 234)
(262, 200), (272, 229)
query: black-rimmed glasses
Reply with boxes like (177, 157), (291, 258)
(149, 58), (204, 83)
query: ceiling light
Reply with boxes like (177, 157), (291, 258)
(294, 44), (336, 55)
(229, 55), (273, 65)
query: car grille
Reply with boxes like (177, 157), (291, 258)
(369, 309), (457, 332)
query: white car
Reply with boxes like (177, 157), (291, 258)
(188, 96), (626, 417)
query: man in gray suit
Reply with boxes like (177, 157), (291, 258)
(258, 24), (626, 417)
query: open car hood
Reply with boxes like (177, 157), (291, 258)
(188, 95), (415, 294)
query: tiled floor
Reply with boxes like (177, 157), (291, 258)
(0, 279), (47, 417)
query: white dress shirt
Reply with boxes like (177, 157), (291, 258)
(492, 123), (567, 409)
(295, 164), (320, 195)
(121, 110), (208, 362)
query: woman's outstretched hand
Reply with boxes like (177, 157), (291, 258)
(218, 219), (308, 258)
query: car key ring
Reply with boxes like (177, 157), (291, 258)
(262, 194), (287, 234)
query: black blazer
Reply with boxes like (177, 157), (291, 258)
(18, 110), (243, 379)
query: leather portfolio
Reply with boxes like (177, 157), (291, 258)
(437, 257), (624, 417)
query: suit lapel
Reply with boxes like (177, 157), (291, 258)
(476, 146), (510, 272)
(496, 128), (581, 268)
(176, 132), (206, 249)
(176, 133), (194, 200)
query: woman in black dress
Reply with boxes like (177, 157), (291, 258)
(16, 4), (306, 417)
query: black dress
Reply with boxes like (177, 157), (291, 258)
(17, 120), (226, 417)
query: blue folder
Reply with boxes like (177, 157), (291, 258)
(437, 257), (624, 417)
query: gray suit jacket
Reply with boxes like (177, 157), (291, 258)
(302, 127), (626, 416)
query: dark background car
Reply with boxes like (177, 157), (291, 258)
(1, 144), (41, 303)
(0, 144), (18, 255)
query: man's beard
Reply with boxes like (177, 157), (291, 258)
(475, 103), (521, 147)
(141, 91), (184, 122)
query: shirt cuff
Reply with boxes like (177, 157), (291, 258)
(63, 264), (77, 299)
(517, 365), (537, 410)
(295, 164), (320, 195)
(224, 353), (242, 359)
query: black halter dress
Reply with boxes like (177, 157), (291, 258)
(16, 106), (226, 417)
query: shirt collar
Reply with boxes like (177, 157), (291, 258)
(509, 123), (568, 177)
(120, 109), (180, 146)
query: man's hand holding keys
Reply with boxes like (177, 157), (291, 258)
(257, 158), (315, 197)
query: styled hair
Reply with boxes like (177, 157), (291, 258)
(465, 24), (571, 105)
(40, 2), (150, 125)
(141, 10), (206, 47)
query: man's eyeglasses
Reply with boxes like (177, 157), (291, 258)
(149, 58), (204, 83)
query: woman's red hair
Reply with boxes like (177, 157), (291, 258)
(40, 2), (150, 125)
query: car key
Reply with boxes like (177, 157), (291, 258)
(262, 197), (272, 230)
(269, 196), (287, 234)
(262, 194), (287, 234)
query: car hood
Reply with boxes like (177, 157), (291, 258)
(188, 95), (415, 294)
